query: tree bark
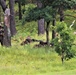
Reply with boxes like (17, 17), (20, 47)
(37, 0), (45, 35)
(58, 7), (64, 22)
(0, 6), (2, 22)
(18, 1), (22, 20)
(46, 21), (50, 45)
(38, 19), (45, 35)
(52, 16), (56, 39)
(9, 0), (17, 36)
(0, 0), (11, 47)
(0, 0), (6, 12)
(3, 26), (11, 47)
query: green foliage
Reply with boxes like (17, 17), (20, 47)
(52, 0), (76, 9)
(22, 6), (54, 24)
(18, 0), (28, 5)
(40, 0), (55, 7)
(53, 22), (76, 60)
(25, 4), (36, 11)
(56, 22), (67, 32)
(40, 0), (76, 9)
(22, 4), (36, 24)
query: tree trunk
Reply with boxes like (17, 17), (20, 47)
(61, 49), (64, 64)
(0, 0), (11, 47)
(0, 6), (1, 22)
(18, 1), (22, 20)
(3, 26), (11, 46)
(52, 16), (56, 39)
(37, 0), (45, 35)
(0, 0), (6, 12)
(58, 7), (64, 22)
(9, 0), (17, 36)
(46, 21), (50, 45)
(38, 19), (45, 35)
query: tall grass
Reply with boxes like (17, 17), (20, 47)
(0, 44), (76, 75)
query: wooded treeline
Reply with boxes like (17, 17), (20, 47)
(0, 0), (76, 46)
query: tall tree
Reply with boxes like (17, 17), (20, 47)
(46, 21), (50, 45)
(52, 13), (56, 39)
(0, 0), (11, 47)
(9, 0), (17, 36)
(36, 0), (45, 35)
(18, 0), (22, 20)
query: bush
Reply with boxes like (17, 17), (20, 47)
(52, 22), (76, 63)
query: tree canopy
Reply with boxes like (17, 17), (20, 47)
(23, 6), (56, 24)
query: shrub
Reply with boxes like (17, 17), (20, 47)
(52, 22), (76, 63)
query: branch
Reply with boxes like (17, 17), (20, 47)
(70, 20), (75, 28)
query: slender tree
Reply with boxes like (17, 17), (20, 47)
(15, 0), (28, 20)
(52, 14), (56, 39)
(0, 6), (2, 22)
(46, 21), (50, 45)
(18, 0), (22, 20)
(15, 0), (23, 20)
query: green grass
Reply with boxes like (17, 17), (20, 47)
(0, 45), (76, 75)
(37, 70), (76, 75)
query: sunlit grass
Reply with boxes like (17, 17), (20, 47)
(0, 43), (76, 75)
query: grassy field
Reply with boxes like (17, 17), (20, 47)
(0, 9), (76, 75)
(0, 45), (76, 75)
